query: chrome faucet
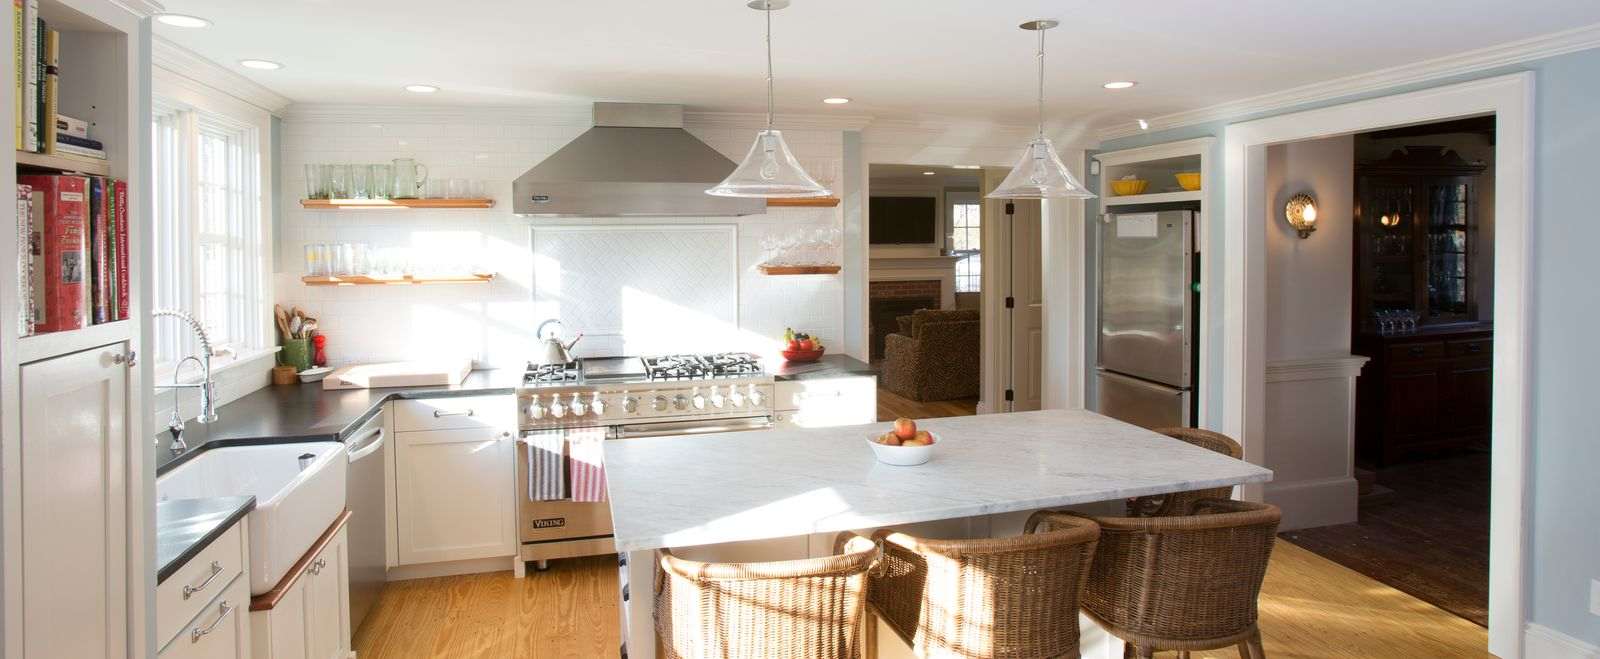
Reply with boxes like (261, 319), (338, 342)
(154, 309), (220, 454)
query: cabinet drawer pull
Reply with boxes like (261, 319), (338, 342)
(182, 561), (224, 600)
(1408, 346), (1426, 356)
(190, 600), (234, 643)
(1467, 343), (1483, 353)
(433, 409), (475, 418)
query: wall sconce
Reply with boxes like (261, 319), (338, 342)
(1285, 193), (1318, 239)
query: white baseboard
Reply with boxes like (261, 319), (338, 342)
(1526, 624), (1600, 659)
(385, 555), (514, 581)
(1264, 476), (1358, 531)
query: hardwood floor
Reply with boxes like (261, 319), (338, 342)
(1280, 449), (1490, 626)
(875, 387), (978, 422)
(355, 542), (1485, 659)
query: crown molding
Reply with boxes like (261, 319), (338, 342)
(684, 111), (874, 131)
(111, 0), (164, 17)
(1097, 22), (1600, 142)
(154, 38), (292, 115)
(284, 103), (593, 125)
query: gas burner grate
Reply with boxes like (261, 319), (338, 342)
(642, 353), (765, 381)
(524, 362), (579, 385)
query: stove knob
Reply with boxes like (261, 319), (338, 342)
(623, 396), (639, 414)
(709, 386), (726, 409)
(673, 395), (689, 411)
(652, 395), (669, 412)
(569, 395), (588, 417)
(526, 398), (546, 420)
(592, 395), (607, 417)
(729, 389), (745, 407)
(692, 390), (707, 410)
(747, 384), (765, 407)
(550, 400), (566, 418)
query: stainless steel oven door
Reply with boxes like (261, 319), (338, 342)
(611, 415), (773, 440)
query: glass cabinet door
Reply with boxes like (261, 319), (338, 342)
(1425, 181), (1471, 322)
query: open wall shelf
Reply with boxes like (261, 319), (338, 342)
(300, 198), (494, 209)
(301, 274), (496, 286)
(766, 197), (840, 208)
(757, 264), (842, 276)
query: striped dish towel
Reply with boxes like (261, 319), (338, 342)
(526, 430), (566, 502)
(567, 427), (609, 503)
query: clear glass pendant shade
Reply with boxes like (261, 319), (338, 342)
(707, 129), (832, 198)
(987, 137), (1095, 199)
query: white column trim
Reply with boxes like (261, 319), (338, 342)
(1264, 355), (1369, 383)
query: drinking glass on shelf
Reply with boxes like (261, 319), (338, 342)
(446, 178), (470, 199)
(371, 164), (393, 200)
(325, 165), (350, 200)
(469, 179), (487, 199)
(331, 243), (354, 276)
(351, 243), (370, 275)
(303, 243), (329, 276)
(424, 178), (448, 199)
(303, 164), (326, 199)
(350, 165), (372, 200)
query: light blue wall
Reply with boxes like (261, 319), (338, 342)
(1100, 47), (1600, 645)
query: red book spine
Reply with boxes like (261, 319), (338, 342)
(114, 180), (128, 320)
(18, 174), (86, 332)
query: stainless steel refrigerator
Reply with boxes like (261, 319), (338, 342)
(1096, 209), (1197, 428)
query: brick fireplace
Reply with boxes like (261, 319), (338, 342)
(868, 279), (942, 360)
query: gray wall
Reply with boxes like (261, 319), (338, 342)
(1099, 47), (1600, 645)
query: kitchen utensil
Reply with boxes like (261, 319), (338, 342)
(274, 305), (291, 339)
(1174, 172), (1201, 191)
(533, 319), (582, 366)
(1110, 179), (1149, 196)
(866, 435), (933, 466)
(289, 315), (303, 338)
(391, 158), (428, 199)
(281, 338), (312, 372)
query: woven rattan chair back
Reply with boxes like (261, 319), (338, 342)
(1128, 428), (1246, 517)
(841, 515), (1101, 658)
(654, 540), (879, 659)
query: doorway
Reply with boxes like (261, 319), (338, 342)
(1222, 73), (1532, 655)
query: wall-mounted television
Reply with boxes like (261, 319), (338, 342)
(869, 196), (938, 244)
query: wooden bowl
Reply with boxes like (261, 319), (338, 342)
(781, 346), (825, 363)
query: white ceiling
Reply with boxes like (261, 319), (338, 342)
(156, 0), (1600, 133)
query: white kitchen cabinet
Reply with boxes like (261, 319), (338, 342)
(395, 426), (517, 565)
(19, 344), (130, 659)
(776, 376), (877, 428)
(251, 521), (351, 659)
(157, 522), (248, 651)
(158, 574), (251, 659)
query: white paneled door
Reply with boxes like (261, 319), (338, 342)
(21, 344), (129, 659)
(981, 167), (1044, 413)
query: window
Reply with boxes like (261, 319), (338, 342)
(951, 201), (982, 293)
(151, 103), (264, 370)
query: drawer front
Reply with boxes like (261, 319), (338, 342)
(776, 377), (877, 411)
(1447, 338), (1492, 358)
(157, 522), (246, 648)
(159, 573), (249, 659)
(393, 395), (514, 432)
(1386, 341), (1444, 363)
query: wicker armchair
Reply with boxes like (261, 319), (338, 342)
(837, 517), (1101, 658)
(881, 309), (981, 402)
(654, 539), (879, 659)
(1127, 428), (1245, 517)
(1030, 500), (1281, 659)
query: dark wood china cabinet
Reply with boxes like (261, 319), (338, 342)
(1353, 146), (1492, 466)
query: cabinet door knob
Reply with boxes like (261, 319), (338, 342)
(111, 350), (137, 367)
(1408, 346), (1426, 356)
(1468, 343), (1482, 353)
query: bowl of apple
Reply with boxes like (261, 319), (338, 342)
(867, 417), (936, 466)
(781, 328), (826, 363)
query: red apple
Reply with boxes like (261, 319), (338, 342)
(798, 338), (815, 351)
(893, 417), (917, 441)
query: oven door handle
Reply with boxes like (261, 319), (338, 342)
(612, 417), (773, 439)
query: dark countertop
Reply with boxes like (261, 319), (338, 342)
(156, 496), (255, 584)
(156, 368), (523, 474)
(769, 354), (877, 382)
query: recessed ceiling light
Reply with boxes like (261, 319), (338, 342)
(1137, 119), (1150, 130)
(404, 84), (439, 93)
(1103, 81), (1137, 89)
(239, 59), (282, 70)
(953, 165), (982, 170)
(821, 97), (851, 105)
(922, 171), (937, 176)
(156, 13), (210, 28)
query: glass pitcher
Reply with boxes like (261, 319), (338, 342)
(391, 158), (428, 199)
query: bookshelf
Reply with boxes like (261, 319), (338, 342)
(4, 0), (154, 656)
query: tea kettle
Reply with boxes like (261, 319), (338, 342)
(533, 319), (582, 366)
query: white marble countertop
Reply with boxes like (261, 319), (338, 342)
(605, 409), (1273, 551)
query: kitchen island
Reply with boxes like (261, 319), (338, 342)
(606, 409), (1273, 658)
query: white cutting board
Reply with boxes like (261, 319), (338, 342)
(322, 359), (473, 390)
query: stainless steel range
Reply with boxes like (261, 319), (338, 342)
(515, 352), (775, 567)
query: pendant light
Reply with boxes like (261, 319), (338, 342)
(987, 20), (1095, 200)
(707, 0), (832, 199)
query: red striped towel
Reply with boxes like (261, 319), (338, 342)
(567, 427), (609, 502)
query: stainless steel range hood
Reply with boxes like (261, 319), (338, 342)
(513, 103), (765, 217)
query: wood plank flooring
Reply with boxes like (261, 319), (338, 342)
(353, 542), (1486, 658)
(875, 388), (979, 422)
(1280, 449), (1490, 626)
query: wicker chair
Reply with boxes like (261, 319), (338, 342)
(654, 539), (880, 659)
(1030, 500), (1281, 659)
(1127, 428), (1245, 517)
(837, 517), (1101, 658)
(881, 309), (981, 402)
